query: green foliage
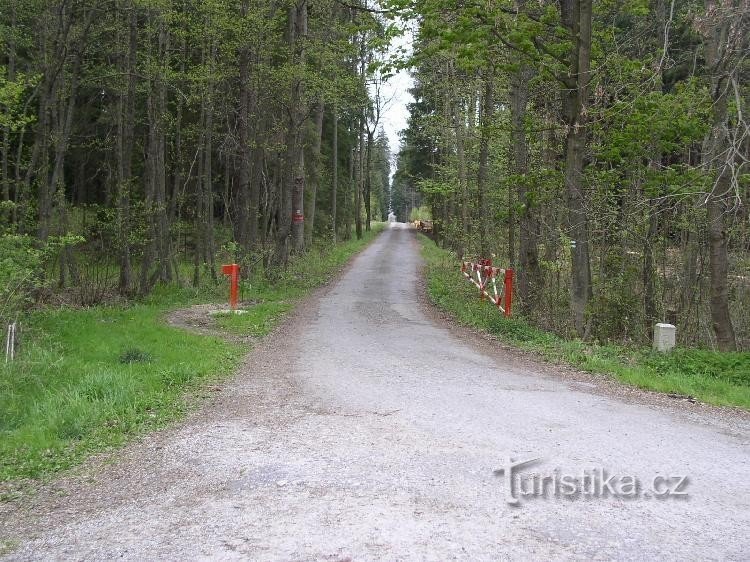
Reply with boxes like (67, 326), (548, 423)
(393, 0), (750, 350)
(0, 67), (36, 132)
(589, 252), (644, 343)
(0, 234), (45, 321)
(420, 235), (750, 410)
(592, 78), (711, 173)
(409, 206), (432, 222)
(0, 231), (86, 318)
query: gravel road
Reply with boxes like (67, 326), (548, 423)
(2, 224), (749, 561)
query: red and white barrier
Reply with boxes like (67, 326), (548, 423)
(461, 259), (514, 317)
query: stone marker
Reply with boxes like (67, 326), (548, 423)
(653, 323), (676, 352)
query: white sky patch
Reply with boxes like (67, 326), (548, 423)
(369, 18), (415, 181)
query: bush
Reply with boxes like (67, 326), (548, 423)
(0, 234), (45, 322)
(119, 347), (153, 364)
(409, 206), (432, 222)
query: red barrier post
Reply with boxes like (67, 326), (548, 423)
(504, 268), (514, 317)
(221, 263), (240, 310)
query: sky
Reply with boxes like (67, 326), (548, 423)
(371, 21), (415, 179)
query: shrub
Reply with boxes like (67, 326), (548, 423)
(0, 234), (45, 322)
(119, 347), (153, 364)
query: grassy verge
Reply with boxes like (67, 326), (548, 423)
(0, 305), (242, 485)
(0, 225), (385, 485)
(420, 235), (750, 410)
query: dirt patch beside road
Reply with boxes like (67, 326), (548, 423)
(164, 302), (258, 343)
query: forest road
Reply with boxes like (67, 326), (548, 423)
(2, 223), (750, 561)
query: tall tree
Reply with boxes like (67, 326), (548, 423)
(700, 0), (746, 350)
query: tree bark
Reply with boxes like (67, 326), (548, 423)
(155, 22), (172, 283)
(512, 65), (540, 314)
(454, 100), (469, 258)
(204, 40), (217, 279)
(642, 0), (669, 339)
(140, 18), (172, 292)
(643, 205), (659, 337)
(346, 145), (354, 240)
(117, 4), (137, 294)
(560, 0), (593, 337)
(364, 129), (373, 232)
(236, 16), (251, 251)
(355, 117), (363, 239)
(477, 73), (493, 258)
(1, 6), (15, 216)
(282, 0), (308, 257)
(332, 100), (338, 242)
(702, 0), (738, 351)
(305, 100), (325, 246)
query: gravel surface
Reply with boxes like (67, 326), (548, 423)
(165, 303), (259, 344)
(2, 224), (749, 561)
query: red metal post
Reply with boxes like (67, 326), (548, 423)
(504, 268), (514, 317)
(221, 264), (240, 310)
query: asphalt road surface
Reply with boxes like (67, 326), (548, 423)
(3, 224), (749, 561)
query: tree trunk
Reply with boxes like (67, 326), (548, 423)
(477, 73), (493, 258)
(701, 0), (739, 351)
(117, 5), (137, 294)
(679, 218), (699, 337)
(364, 129), (373, 232)
(347, 145), (354, 240)
(140, 89), (158, 294)
(305, 100), (325, 246)
(291, 149), (305, 253)
(560, 0), (593, 337)
(512, 65), (540, 314)
(643, 206), (659, 337)
(454, 100), (468, 258)
(236, 27), (251, 251)
(355, 119), (363, 239)
(35, 47), (53, 241)
(140, 19), (172, 292)
(282, 0), (308, 258)
(204, 40), (217, 279)
(1, 6), (15, 219)
(332, 100), (338, 242)
(155, 23), (172, 283)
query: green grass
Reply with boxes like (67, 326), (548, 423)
(419, 235), (750, 410)
(0, 224), (385, 484)
(214, 303), (293, 337)
(0, 539), (19, 557)
(0, 305), (243, 482)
